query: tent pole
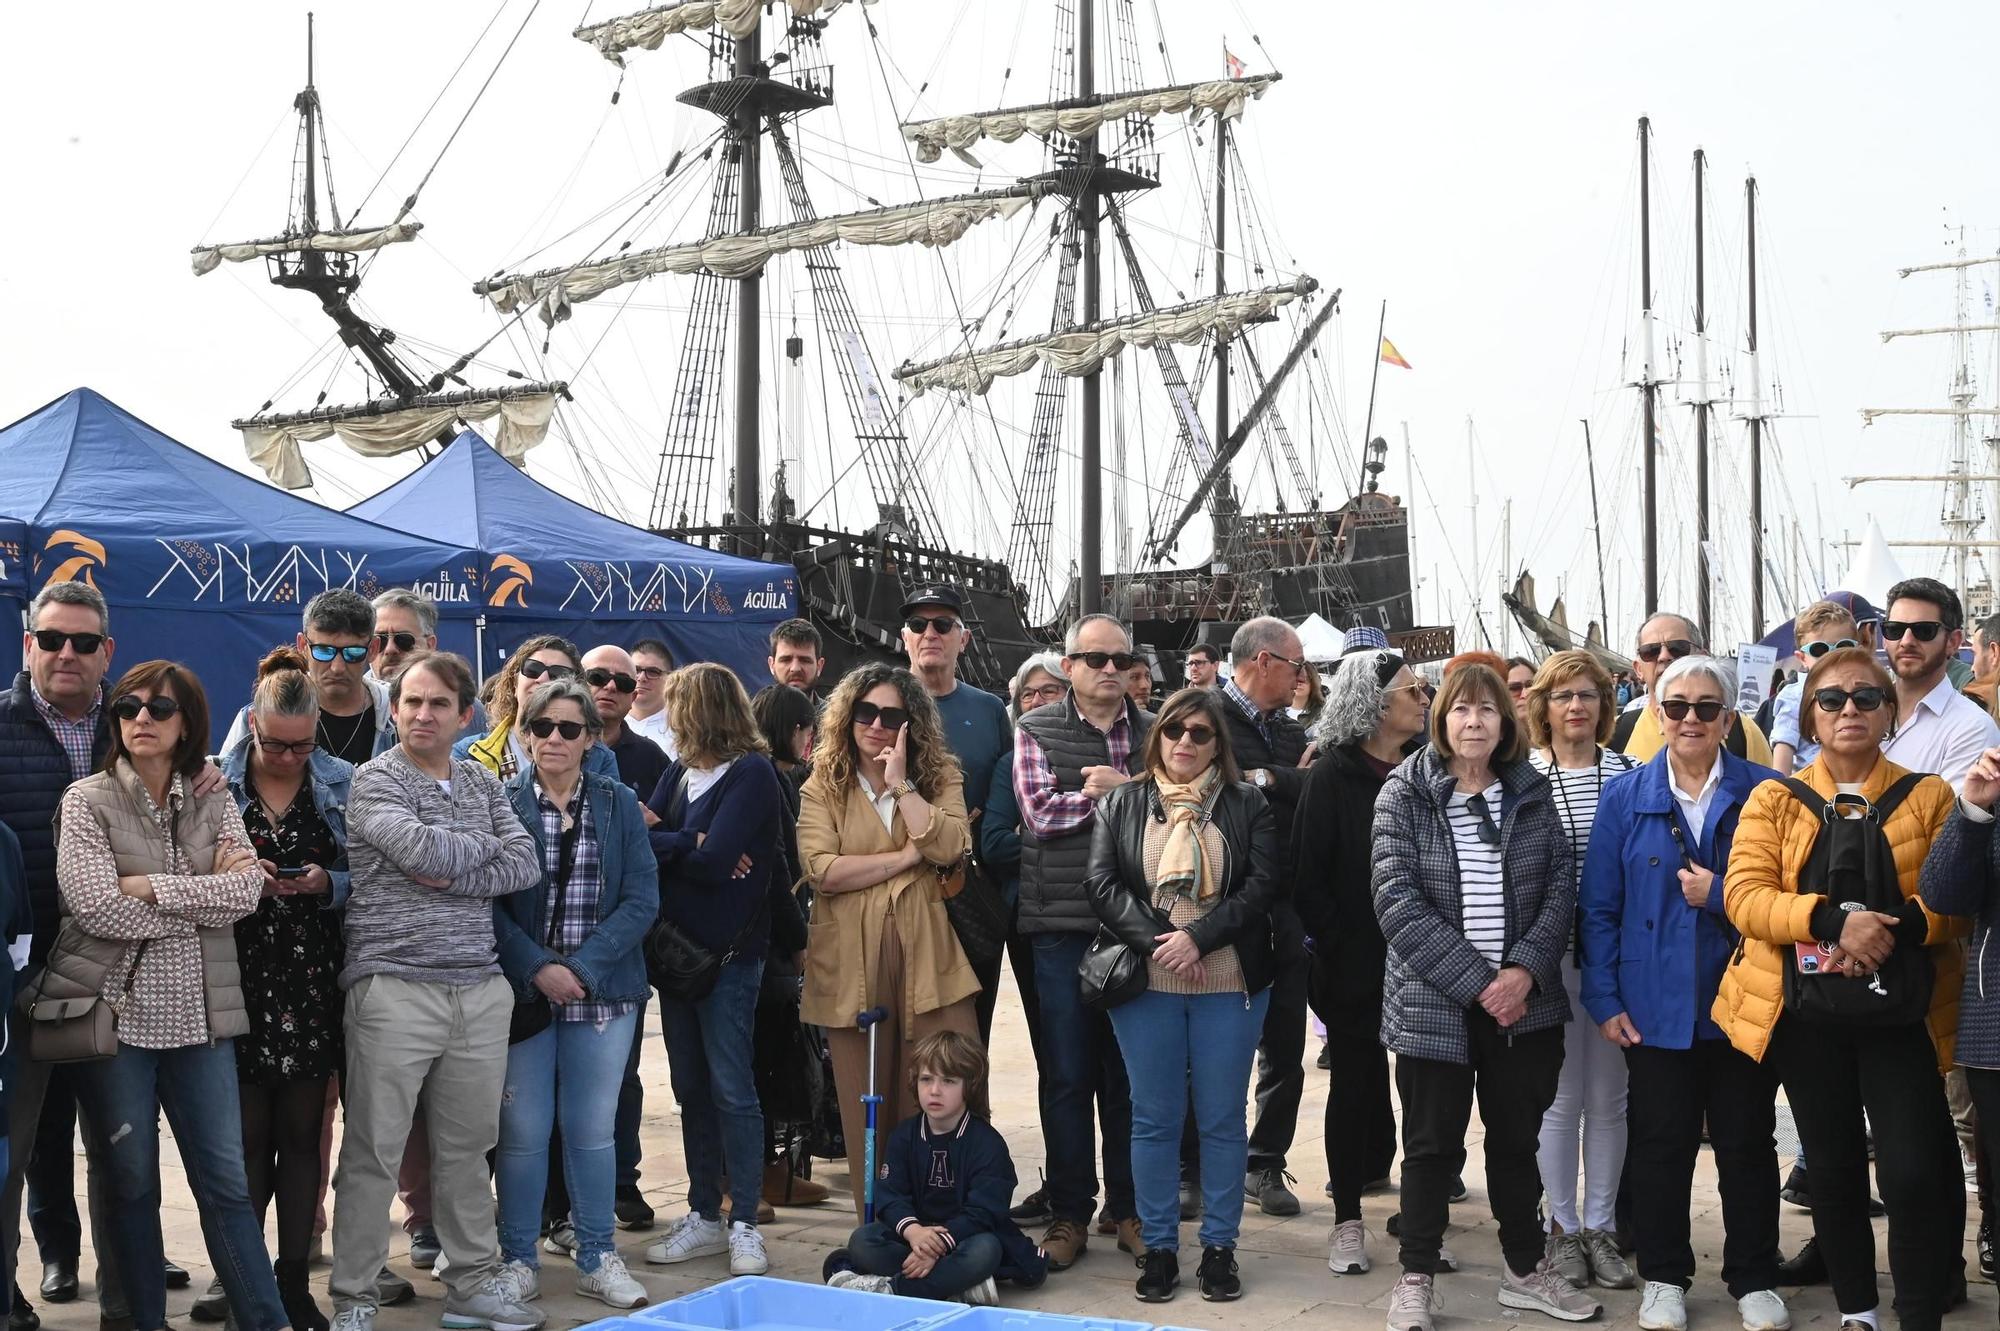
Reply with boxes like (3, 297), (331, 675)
(476, 614), (487, 685)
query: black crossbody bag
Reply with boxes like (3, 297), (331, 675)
(644, 770), (763, 1002)
(511, 818), (581, 1045)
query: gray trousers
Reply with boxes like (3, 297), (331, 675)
(329, 974), (511, 1314)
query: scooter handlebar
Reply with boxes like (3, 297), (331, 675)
(856, 1006), (889, 1030)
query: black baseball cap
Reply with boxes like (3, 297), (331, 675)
(900, 585), (965, 615)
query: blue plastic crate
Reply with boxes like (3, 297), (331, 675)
(628, 1276), (946, 1331)
(923, 1309), (1155, 1331)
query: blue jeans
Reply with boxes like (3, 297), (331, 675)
(1110, 986), (1270, 1251)
(1030, 932), (1135, 1223)
(845, 1220), (1001, 1300)
(496, 1010), (638, 1271)
(659, 958), (765, 1222)
(73, 1040), (289, 1331)
(616, 1009), (646, 1189)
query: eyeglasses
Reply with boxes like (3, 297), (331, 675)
(30, 629), (105, 655)
(1813, 686), (1888, 713)
(255, 734), (317, 757)
(584, 668), (637, 694)
(1882, 619), (1946, 643)
(111, 695), (179, 722)
(1068, 651), (1138, 672)
(1659, 698), (1726, 723)
(1466, 792), (1502, 846)
(372, 631), (418, 653)
(1636, 638), (1695, 663)
(519, 659), (578, 681)
(1021, 683), (1069, 704)
(1261, 649), (1310, 675)
(308, 642), (371, 664)
(1160, 721), (1216, 745)
(904, 615), (961, 636)
(1802, 638), (1858, 659)
(633, 665), (668, 680)
(1548, 689), (1600, 706)
(852, 701), (910, 731)
(526, 718), (587, 740)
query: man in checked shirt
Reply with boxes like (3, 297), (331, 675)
(1010, 613), (1154, 1272)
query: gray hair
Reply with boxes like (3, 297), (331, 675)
(372, 588), (439, 637)
(1229, 615), (1296, 666)
(519, 678), (604, 737)
(303, 588), (375, 639)
(1635, 611), (1704, 652)
(28, 580), (108, 633)
(1009, 651), (1067, 720)
(1313, 649), (1402, 748)
(1656, 653), (1735, 702)
(1064, 613), (1131, 654)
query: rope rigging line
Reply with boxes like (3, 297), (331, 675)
(390, 0), (547, 228)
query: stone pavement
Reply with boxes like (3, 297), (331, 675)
(18, 977), (1993, 1331)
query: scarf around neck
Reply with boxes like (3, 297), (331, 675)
(1152, 765), (1221, 901)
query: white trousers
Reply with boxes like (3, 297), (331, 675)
(1536, 956), (1629, 1233)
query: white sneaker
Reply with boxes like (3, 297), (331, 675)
(1498, 1257), (1603, 1321)
(494, 1260), (540, 1303)
(1436, 1245), (1460, 1274)
(1386, 1272), (1436, 1331)
(827, 1270), (896, 1294)
(645, 1213), (727, 1265)
(330, 1308), (376, 1331)
(430, 1248), (451, 1282)
(1737, 1288), (1791, 1331)
(728, 1220), (769, 1276)
(959, 1276), (998, 1306)
(1639, 1281), (1688, 1331)
(1328, 1218), (1371, 1274)
(540, 1222), (576, 1261)
(576, 1253), (648, 1310)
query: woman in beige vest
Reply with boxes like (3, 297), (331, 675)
(53, 661), (285, 1331)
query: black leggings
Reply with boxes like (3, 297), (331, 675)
(238, 1076), (334, 1263)
(1324, 1031), (1397, 1221)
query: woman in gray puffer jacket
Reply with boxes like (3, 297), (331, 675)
(1371, 663), (1593, 1328)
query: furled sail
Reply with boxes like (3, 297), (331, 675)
(239, 387), (564, 489)
(475, 188), (1036, 324)
(901, 74), (1279, 166)
(895, 276), (1316, 397)
(576, 0), (874, 63)
(190, 221), (423, 276)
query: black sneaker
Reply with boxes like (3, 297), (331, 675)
(1196, 1246), (1241, 1302)
(1448, 1175), (1469, 1204)
(1779, 1164), (1811, 1209)
(163, 1261), (191, 1291)
(1009, 1183), (1052, 1224)
(1776, 1235), (1826, 1285)
(10, 1290), (37, 1331)
(1316, 1043), (1331, 1070)
(615, 1186), (656, 1231)
(1248, 1166), (1301, 1217)
(1135, 1249), (1178, 1303)
(1178, 1176), (1201, 1221)
(1981, 1214), (1995, 1281)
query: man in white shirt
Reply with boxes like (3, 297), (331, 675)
(627, 638), (675, 753)
(1879, 577), (2000, 787)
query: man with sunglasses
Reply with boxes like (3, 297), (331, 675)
(223, 589), (393, 767)
(580, 645), (667, 804)
(1878, 578), (2000, 788)
(1611, 613), (1774, 766)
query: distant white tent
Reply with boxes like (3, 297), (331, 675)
(1295, 612), (1346, 663)
(1846, 518), (1908, 609)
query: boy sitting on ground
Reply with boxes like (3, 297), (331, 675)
(824, 1032), (1048, 1304)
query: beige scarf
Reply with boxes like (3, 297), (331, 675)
(1152, 765), (1221, 901)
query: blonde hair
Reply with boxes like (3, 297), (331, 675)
(1524, 650), (1615, 750)
(251, 645), (318, 719)
(662, 663), (768, 769)
(1794, 600), (1859, 642)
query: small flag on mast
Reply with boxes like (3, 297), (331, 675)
(1225, 49), (1246, 79)
(1379, 337), (1412, 369)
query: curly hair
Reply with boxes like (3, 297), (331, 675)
(806, 663), (959, 802)
(1524, 650), (1616, 750)
(1313, 649), (1404, 748)
(490, 634), (582, 730)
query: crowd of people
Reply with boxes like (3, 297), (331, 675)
(2, 571), (1999, 1331)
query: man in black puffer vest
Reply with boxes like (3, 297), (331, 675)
(1212, 617), (1312, 1218)
(1014, 613), (1153, 1271)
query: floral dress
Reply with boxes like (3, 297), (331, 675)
(236, 776), (345, 1084)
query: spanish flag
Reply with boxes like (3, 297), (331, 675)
(1380, 337), (1412, 369)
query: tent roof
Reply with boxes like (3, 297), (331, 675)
(1294, 612), (1345, 662)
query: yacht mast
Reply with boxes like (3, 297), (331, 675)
(1745, 174), (1765, 637)
(1638, 117), (1658, 615)
(1692, 148), (1713, 643)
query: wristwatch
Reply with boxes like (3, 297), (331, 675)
(889, 779), (917, 800)
(1251, 769), (1271, 789)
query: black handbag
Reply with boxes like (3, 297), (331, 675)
(1078, 927), (1149, 1010)
(938, 855), (1009, 966)
(511, 819), (580, 1045)
(644, 770), (764, 1002)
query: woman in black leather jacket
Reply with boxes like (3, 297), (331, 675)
(1083, 687), (1282, 1306)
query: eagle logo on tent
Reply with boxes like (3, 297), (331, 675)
(40, 530), (107, 588)
(488, 553), (532, 608)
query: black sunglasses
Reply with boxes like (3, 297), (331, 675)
(1882, 619), (1946, 643)
(584, 668), (637, 694)
(31, 629), (105, 655)
(373, 631), (419, 652)
(526, 718), (587, 740)
(1659, 699), (1727, 723)
(308, 641), (371, 664)
(111, 695), (179, 722)
(255, 734), (318, 757)
(1802, 638), (1857, 659)
(1814, 686), (1888, 713)
(852, 701), (910, 731)
(1466, 792), (1502, 846)
(904, 615), (961, 636)
(1068, 651), (1138, 672)
(1636, 638), (1695, 663)
(519, 659), (578, 681)
(1160, 721), (1216, 745)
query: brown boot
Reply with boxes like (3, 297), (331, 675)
(763, 1161), (830, 1207)
(720, 1191), (778, 1225)
(1115, 1216), (1147, 1263)
(1041, 1217), (1088, 1271)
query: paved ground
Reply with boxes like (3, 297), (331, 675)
(19, 975), (1993, 1331)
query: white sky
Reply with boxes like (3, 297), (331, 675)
(5, 0), (1999, 653)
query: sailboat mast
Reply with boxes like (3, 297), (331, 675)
(1583, 419), (1610, 640)
(1746, 174), (1764, 637)
(1693, 147), (1711, 643)
(1076, 0), (1103, 614)
(1638, 116), (1658, 616)
(300, 14), (323, 279)
(732, 22), (764, 546)
(1212, 108), (1231, 525)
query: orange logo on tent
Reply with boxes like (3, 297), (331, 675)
(41, 530), (107, 588)
(488, 554), (532, 608)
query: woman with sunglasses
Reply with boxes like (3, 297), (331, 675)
(1083, 687), (1280, 1304)
(1292, 650), (1428, 1278)
(218, 648), (355, 1331)
(456, 635), (615, 782)
(1373, 663), (1600, 1327)
(1718, 646), (1967, 1331)
(53, 662), (285, 1331)
(492, 677), (658, 1310)
(643, 664), (785, 1275)
(796, 663), (978, 1219)
(1578, 655), (1789, 1328)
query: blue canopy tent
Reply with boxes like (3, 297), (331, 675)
(0, 389), (482, 745)
(348, 431), (795, 683)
